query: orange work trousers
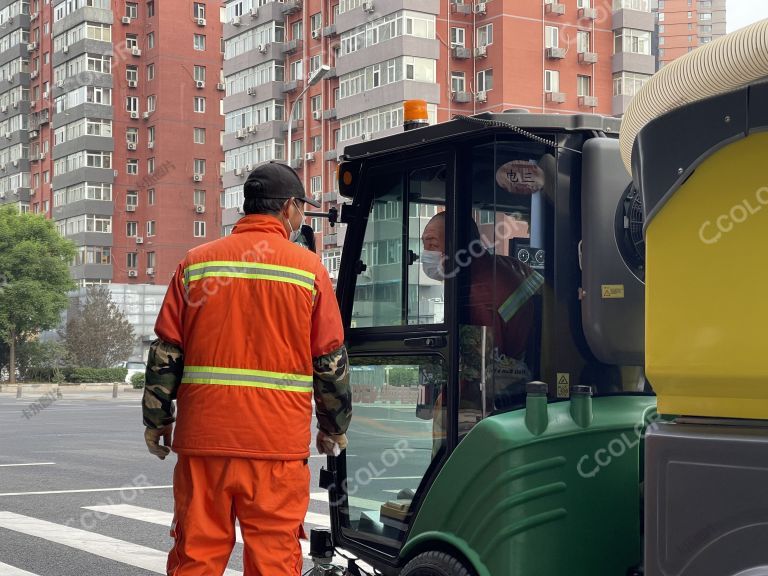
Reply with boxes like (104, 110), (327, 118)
(167, 454), (310, 576)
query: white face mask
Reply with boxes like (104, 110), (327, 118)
(286, 200), (303, 243)
(421, 250), (445, 281)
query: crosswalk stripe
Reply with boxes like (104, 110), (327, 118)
(0, 510), (243, 575)
(0, 561), (39, 575)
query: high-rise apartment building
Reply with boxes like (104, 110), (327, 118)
(0, 0), (224, 287)
(653, 0), (726, 68)
(221, 0), (656, 273)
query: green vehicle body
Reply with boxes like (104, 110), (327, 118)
(404, 396), (657, 576)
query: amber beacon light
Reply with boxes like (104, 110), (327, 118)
(403, 99), (429, 131)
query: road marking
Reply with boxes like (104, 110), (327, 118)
(305, 511), (330, 527)
(0, 485), (172, 497)
(370, 418), (430, 424)
(311, 492), (383, 511)
(0, 511), (242, 575)
(370, 476), (422, 481)
(0, 561), (39, 575)
(0, 462), (55, 468)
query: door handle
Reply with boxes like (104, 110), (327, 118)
(403, 335), (446, 348)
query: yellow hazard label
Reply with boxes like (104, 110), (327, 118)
(556, 373), (570, 398)
(601, 284), (625, 299)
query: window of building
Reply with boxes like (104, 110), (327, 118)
(148, 157), (155, 173)
(451, 71), (465, 93)
(292, 139), (303, 160)
(612, 71), (651, 96)
(310, 94), (322, 114)
(292, 20), (303, 40)
(125, 2), (138, 18)
(194, 96), (206, 113)
(659, 36), (665, 45)
(148, 188), (155, 205)
(194, 159), (206, 174)
(194, 189), (206, 205)
(126, 96), (138, 112)
(127, 252), (138, 268)
(577, 0), (591, 7)
(577, 75), (592, 97)
(146, 220), (156, 237)
(658, 12), (665, 21)
(311, 175), (322, 194)
(126, 127), (138, 144)
(194, 34), (206, 51)
(477, 68), (493, 92)
(322, 249), (341, 273)
(545, 69), (560, 92)
(194, 65), (206, 82)
(291, 98), (303, 120)
(614, 28), (652, 54)
(147, 1), (154, 17)
(312, 135), (322, 151)
(147, 64), (155, 80)
(194, 221), (206, 237)
(477, 23), (493, 47)
(126, 66), (138, 83)
(291, 59), (303, 81)
(450, 27), (465, 47)
(126, 190), (138, 208)
(147, 95), (156, 112)
(126, 34), (138, 49)
(699, 12), (711, 20)
(309, 55), (321, 74)
(148, 32), (155, 49)
(147, 252), (156, 269)
(127, 159), (139, 175)
(310, 12), (321, 35)
(194, 2), (205, 18)
(545, 26), (559, 48)
(147, 126), (155, 146)
(658, 24), (665, 33)
(193, 127), (206, 144)
(577, 30), (591, 52)
(126, 221), (138, 236)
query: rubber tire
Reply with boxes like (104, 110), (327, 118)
(400, 551), (473, 576)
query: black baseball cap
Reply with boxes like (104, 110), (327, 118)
(243, 161), (320, 208)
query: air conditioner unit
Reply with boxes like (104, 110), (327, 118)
(545, 2), (566, 15)
(247, 125), (258, 133)
(0, 192), (5, 199)
(146, 267), (155, 275)
(130, 111), (139, 119)
(195, 80), (205, 89)
(196, 17), (206, 26)
(363, 1), (375, 12)
(216, 82), (225, 91)
(131, 47), (141, 56)
(578, 51), (598, 64)
(250, 8), (258, 18)
(30, 11), (38, 20)
(128, 270), (138, 277)
(63, 45), (69, 54)
(234, 167), (243, 176)
(42, 91), (48, 99)
(148, 141), (154, 149)
(122, 16), (131, 24)
(474, 45), (487, 58)
(135, 237), (144, 244)
(546, 47), (567, 59)
(29, 188), (35, 195)
(305, 152), (315, 162)
(12, 159), (18, 166)
(195, 204), (205, 214)
(193, 173), (203, 182)
(127, 80), (137, 88)
(56, 80), (65, 88)
(231, 16), (241, 26)
(312, 110), (322, 121)
(0, 164), (5, 170)
(474, 2), (487, 14)
(30, 100), (36, 108)
(127, 142), (137, 150)
(236, 129), (246, 139)
(30, 70), (38, 79)
(579, 95), (598, 107)
(257, 44), (267, 54)
(143, 111), (150, 119)
(38, 152), (46, 161)
(578, 7), (597, 19)
(1, 106), (6, 113)
(247, 86), (257, 96)
(27, 42), (37, 51)
(30, 130), (38, 138)
(311, 29), (320, 39)
(11, 101), (17, 108)
(546, 91), (567, 103)
(475, 90), (487, 102)
(4, 132), (11, 139)
(126, 204), (136, 212)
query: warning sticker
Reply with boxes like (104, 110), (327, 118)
(556, 373), (570, 398)
(601, 284), (625, 299)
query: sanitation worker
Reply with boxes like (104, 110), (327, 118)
(141, 161), (352, 576)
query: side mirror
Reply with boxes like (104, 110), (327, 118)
(296, 224), (316, 253)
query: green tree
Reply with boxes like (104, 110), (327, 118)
(0, 207), (75, 386)
(65, 285), (135, 368)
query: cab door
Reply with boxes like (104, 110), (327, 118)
(330, 152), (457, 563)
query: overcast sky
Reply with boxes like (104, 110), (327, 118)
(727, 0), (768, 32)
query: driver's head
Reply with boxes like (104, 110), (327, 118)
(422, 211), (446, 253)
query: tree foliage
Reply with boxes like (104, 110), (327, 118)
(0, 207), (75, 384)
(65, 285), (135, 368)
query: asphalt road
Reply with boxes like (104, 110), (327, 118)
(0, 388), (431, 575)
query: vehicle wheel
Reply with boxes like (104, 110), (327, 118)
(401, 551), (473, 576)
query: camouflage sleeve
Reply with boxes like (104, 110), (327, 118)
(142, 339), (184, 429)
(312, 345), (352, 435)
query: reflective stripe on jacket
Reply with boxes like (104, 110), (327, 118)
(154, 214), (344, 460)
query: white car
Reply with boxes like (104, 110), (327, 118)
(121, 361), (147, 384)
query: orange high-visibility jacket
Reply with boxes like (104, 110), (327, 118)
(154, 214), (344, 460)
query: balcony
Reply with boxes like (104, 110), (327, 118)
(323, 108), (338, 120)
(451, 91), (472, 103)
(578, 51), (598, 64)
(546, 47), (567, 59)
(282, 0), (301, 15)
(282, 80), (301, 93)
(546, 92), (566, 103)
(451, 46), (471, 59)
(322, 24), (337, 37)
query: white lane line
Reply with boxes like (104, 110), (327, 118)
(0, 511), (242, 575)
(0, 462), (55, 468)
(311, 492), (383, 511)
(370, 476), (422, 481)
(304, 511), (330, 527)
(0, 485), (172, 497)
(0, 561), (39, 575)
